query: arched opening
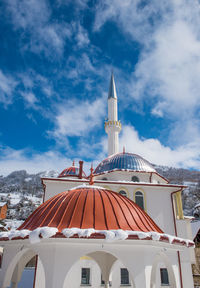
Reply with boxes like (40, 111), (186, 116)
(132, 176), (139, 182)
(2, 248), (45, 288)
(119, 190), (127, 197)
(150, 252), (177, 288)
(135, 191), (144, 210)
(63, 251), (135, 288)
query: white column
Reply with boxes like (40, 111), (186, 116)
(106, 127), (121, 156)
(88, 251), (116, 288)
(105, 281), (110, 288)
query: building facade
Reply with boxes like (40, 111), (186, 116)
(0, 74), (196, 288)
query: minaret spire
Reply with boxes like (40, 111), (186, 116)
(108, 72), (117, 99)
(105, 73), (122, 156)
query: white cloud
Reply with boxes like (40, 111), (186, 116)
(0, 70), (17, 105)
(51, 96), (106, 138)
(120, 125), (200, 170)
(67, 54), (96, 80)
(0, 146), (72, 176)
(57, 0), (89, 9)
(131, 20), (200, 115)
(20, 92), (38, 107)
(94, 0), (169, 43)
(0, 144), (105, 176)
(94, 0), (200, 155)
(0, 69), (54, 109)
(6, 0), (71, 57)
(19, 71), (54, 99)
(74, 22), (90, 48)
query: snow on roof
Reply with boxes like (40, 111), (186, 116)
(194, 203), (200, 209)
(184, 216), (195, 220)
(0, 202), (7, 207)
(69, 184), (106, 190)
(0, 227), (194, 247)
(191, 220), (200, 240)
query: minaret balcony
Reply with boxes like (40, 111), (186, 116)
(104, 120), (122, 133)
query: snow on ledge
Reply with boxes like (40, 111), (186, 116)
(68, 184), (106, 190)
(0, 227), (194, 247)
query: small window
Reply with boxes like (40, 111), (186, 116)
(81, 268), (90, 285)
(119, 190), (127, 197)
(132, 176), (139, 182)
(135, 191), (144, 210)
(102, 177), (107, 180)
(121, 268), (129, 285)
(160, 268), (169, 286)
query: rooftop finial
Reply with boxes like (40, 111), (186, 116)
(89, 163), (94, 185)
(123, 146), (125, 154)
(72, 160), (75, 166)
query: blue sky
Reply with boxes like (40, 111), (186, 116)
(1, 0), (200, 175)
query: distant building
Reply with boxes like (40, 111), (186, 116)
(0, 202), (7, 220)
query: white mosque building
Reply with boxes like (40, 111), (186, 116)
(0, 74), (196, 288)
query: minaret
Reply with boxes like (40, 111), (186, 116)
(105, 73), (122, 156)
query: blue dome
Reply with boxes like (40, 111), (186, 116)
(94, 152), (156, 174)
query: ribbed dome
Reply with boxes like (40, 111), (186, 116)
(58, 166), (86, 178)
(94, 152), (156, 174)
(18, 186), (162, 234)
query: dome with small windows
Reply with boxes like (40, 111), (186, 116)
(94, 152), (156, 174)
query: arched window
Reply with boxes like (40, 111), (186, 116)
(160, 268), (169, 286)
(119, 190), (127, 197)
(135, 191), (144, 210)
(132, 176), (139, 182)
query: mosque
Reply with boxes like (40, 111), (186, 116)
(0, 74), (196, 288)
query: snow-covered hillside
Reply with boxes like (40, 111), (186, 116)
(0, 170), (58, 229)
(155, 165), (200, 216)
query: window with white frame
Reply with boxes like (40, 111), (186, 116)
(135, 191), (144, 210)
(81, 268), (90, 285)
(120, 268), (129, 285)
(160, 268), (169, 286)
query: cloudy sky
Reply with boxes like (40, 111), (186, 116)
(1, 0), (200, 175)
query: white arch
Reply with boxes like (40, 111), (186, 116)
(2, 247), (45, 288)
(87, 249), (136, 287)
(150, 252), (177, 288)
(62, 249), (136, 288)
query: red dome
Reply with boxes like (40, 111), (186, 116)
(58, 166), (86, 178)
(19, 186), (163, 234)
